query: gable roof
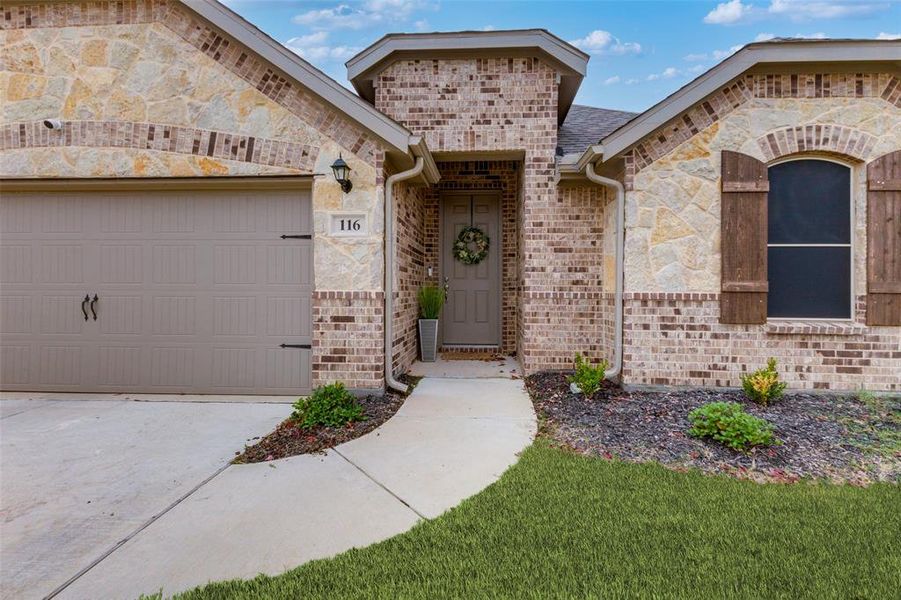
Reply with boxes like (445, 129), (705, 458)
(183, 0), (417, 158)
(557, 105), (637, 157)
(598, 38), (901, 161)
(346, 29), (589, 123)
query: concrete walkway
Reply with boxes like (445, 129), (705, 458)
(1, 371), (535, 599)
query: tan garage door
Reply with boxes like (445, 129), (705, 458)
(0, 186), (313, 395)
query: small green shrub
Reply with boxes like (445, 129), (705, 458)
(688, 401), (778, 452)
(568, 353), (609, 398)
(292, 382), (364, 429)
(418, 285), (445, 319)
(741, 357), (787, 405)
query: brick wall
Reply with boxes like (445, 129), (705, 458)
(623, 294), (900, 392)
(313, 291), (384, 392)
(377, 57), (582, 372)
(521, 183), (611, 370)
(393, 179), (426, 375)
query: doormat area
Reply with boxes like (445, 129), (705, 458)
(440, 350), (507, 362)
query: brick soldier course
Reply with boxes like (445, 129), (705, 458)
(2, 1), (898, 393)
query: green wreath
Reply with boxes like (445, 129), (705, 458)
(453, 226), (490, 265)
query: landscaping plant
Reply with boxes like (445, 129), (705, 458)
(291, 382), (364, 429)
(568, 353), (609, 398)
(741, 357), (787, 405)
(687, 401), (778, 452)
(417, 284), (445, 319)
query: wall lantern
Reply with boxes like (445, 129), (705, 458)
(330, 154), (353, 193)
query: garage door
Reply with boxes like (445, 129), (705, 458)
(0, 186), (313, 395)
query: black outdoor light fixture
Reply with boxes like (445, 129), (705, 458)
(330, 154), (353, 193)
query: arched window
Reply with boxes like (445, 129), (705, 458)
(767, 158), (852, 319)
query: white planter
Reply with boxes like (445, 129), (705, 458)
(418, 319), (439, 362)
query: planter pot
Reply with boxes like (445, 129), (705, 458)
(418, 319), (439, 362)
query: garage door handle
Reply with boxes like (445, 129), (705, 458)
(89, 294), (99, 321)
(81, 295), (90, 321)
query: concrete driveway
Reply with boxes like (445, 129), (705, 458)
(0, 394), (290, 600)
(1, 374), (535, 600)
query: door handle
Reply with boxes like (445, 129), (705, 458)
(443, 277), (449, 301)
(89, 294), (98, 321)
(81, 294), (90, 321)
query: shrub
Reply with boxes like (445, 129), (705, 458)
(741, 357), (787, 405)
(568, 353), (609, 398)
(418, 285), (445, 319)
(688, 401), (778, 452)
(292, 382), (364, 429)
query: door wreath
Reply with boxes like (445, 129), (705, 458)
(453, 226), (490, 265)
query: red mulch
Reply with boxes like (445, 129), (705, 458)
(233, 377), (418, 463)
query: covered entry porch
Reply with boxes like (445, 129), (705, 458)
(392, 158), (523, 375)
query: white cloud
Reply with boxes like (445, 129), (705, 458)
(603, 75), (621, 85)
(480, 25), (497, 31)
(285, 31), (362, 62)
(768, 0), (888, 22)
(687, 64), (708, 74)
(625, 78), (640, 85)
(646, 67), (681, 81)
(876, 31), (900, 39)
(712, 44), (745, 60)
(414, 19), (430, 32)
(793, 31), (828, 38)
(292, 0), (434, 30)
(684, 52), (709, 61)
(569, 30), (642, 55)
(704, 0), (753, 24)
(754, 32), (776, 41)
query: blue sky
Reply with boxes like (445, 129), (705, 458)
(223, 0), (901, 112)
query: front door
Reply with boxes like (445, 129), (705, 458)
(440, 193), (500, 346)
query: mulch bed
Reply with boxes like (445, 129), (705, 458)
(527, 371), (900, 485)
(233, 377), (418, 464)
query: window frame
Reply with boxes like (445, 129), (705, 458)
(766, 155), (855, 322)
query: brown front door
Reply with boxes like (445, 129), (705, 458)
(440, 193), (500, 346)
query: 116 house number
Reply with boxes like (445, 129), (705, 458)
(338, 218), (361, 232)
(329, 213), (367, 237)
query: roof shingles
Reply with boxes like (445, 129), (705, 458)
(556, 104), (637, 156)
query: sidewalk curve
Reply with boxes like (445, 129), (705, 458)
(57, 377), (536, 599)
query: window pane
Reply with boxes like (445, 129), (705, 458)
(768, 160), (850, 244)
(768, 246), (851, 318)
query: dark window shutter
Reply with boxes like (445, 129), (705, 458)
(867, 150), (901, 326)
(720, 150), (769, 324)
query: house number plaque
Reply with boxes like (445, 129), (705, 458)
(329, 213), (368, 237)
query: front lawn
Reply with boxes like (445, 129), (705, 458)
(153, 442), (900, 599)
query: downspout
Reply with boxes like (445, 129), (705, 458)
(384, 156), (425, 394)
(584, 160), (624, 381)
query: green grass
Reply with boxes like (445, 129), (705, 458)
(153, 443), (900, 599)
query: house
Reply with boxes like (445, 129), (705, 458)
(1, 0), (898, 396)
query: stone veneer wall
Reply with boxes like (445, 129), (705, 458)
(619, 71), (901, 391)
(377, 57), (601, 372)
(1, 0), (389, 391)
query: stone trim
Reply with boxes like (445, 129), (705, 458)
(757, 124), (877, 162)
(0, 121), (317, 171)
(766, 321), (868, 336)
(2, 0), (383, 165)
(623, 73), (897, 189)
(312, 291), (385, 300)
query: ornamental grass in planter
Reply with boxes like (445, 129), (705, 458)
(418, 285), (444, 362)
